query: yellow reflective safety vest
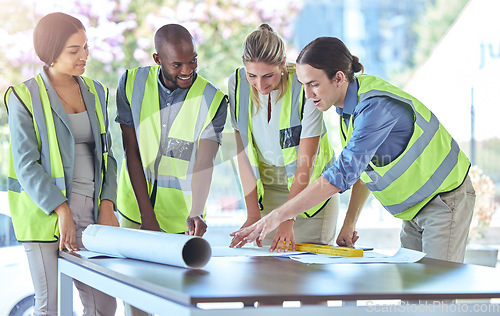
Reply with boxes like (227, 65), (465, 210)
(116, 66), (225, 233)
(5, 74), (109, 241)
(340, 75), (471, 220)
(233, 67), (335, 218)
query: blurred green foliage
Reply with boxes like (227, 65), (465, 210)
(0, 0), (301, 193)
(1, 0), (497, 199)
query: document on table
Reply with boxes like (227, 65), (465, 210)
(289, 248), (426, 264)
(76, 250), (126, 259)
(211, 246), (425, 264)
(211, 245), (306, 257)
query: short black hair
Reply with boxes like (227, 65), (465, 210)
(33, 12), (85, 66)
(154, 24), (193, 52)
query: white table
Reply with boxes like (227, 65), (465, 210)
(58, 251), (500, 315)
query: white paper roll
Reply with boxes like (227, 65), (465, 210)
(82, 224), (211, 269)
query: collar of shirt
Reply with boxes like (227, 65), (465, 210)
(157, 69), (197, 110)
(336, 78), (359, 119)
(157, 69), (173, 96)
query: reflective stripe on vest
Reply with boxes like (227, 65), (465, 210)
(234, 67), (335, 218)
(339, 75), (470, 220)
(116, 65), (225, 233)
(5, 74), (108, 241)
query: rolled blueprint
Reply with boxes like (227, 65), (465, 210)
(82, 224), (211, 269)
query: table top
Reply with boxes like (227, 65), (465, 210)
(60, 251), (500, 306)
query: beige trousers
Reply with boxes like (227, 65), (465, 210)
(400, 175), (476, 263)
(259, 162), (339, 246)
(23, 193), (116, 316)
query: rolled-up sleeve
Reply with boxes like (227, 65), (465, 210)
(200, 96), (228, 144)
(300, 99), (323, 139)
(115, 72), (134, 127)
(8, 92), (67, 214)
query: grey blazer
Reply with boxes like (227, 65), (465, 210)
(8, 68), (117, 222)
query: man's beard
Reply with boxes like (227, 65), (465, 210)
(161, 67), (195, 89)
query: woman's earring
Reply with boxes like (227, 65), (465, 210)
(50, 62), (54, 67)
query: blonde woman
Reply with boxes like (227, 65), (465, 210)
(228, 24), (339, 252)
(232, 36), (475, 264)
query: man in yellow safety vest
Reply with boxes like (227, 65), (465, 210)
(115, 24), (227, 237)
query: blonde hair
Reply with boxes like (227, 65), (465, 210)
(242, 24), (288, 110)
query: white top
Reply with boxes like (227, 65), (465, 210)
(228, 72), (324, 166)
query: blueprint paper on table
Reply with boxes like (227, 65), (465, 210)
(211, 245), (306, 257)
(81, 224), (211, 268)
(76, 250), (125, 259)
(212, 246), (424, 263)
(289, 248), (426, 264)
